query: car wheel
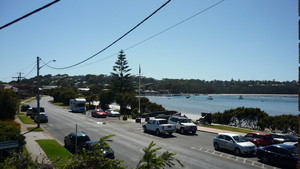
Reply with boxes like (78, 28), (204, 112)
(180, 128), (185, 134)
(261, 155), (268, 163)
(234, 148), (241, 156)
(143, 126), (147, 133)
(214, 143), (220, 150)
(156, 129), (160, 135)
(192, 131), (196, 135)
(168, 132), (173, 136)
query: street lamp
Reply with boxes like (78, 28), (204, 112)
(36, 56), (56, 128)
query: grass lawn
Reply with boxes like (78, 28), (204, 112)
(51, 101), (69, 108)
(17, 112), (25, 116)
(36, 139), (72, 162)
(27, 127), (43, 132)
(17, 115), (35, 124)
(203, 125), (256, 134)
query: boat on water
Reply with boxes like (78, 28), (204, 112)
(239, 95), (243, 99)
(207, 96), (213, 100)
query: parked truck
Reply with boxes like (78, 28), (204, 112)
(70, 98), (86, 113)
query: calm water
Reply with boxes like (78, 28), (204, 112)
(147, 94), (298, 117)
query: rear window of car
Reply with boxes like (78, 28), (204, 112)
(217, 135), (225, 139)
(180, 119), (192, 123)
(233, 135), (248, 142)
(32, 107), (45, 112)
(158, 120), (168, 124)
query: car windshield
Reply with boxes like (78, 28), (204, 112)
(180, 119), (192, 123)
(76, 103), (85, 107)
(285, 135), (297, 141)
(233, 135), (248, 143)
(288, 147), (298, 156)
(159, 120), (168, 124)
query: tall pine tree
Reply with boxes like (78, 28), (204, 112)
(110, 50), (134, 94)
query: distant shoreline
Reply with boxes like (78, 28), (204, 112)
(207, 94), (297, 96)
(145, 93), (298, 97)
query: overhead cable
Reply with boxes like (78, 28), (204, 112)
(46, 0), (172, 70)
(68, 0), (225, 69)
(0, 61), (36, 81)
(24, 64), (37, 78)
(0, 0), (60, 30)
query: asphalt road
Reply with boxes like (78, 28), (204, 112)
(29, 96), (278, 169)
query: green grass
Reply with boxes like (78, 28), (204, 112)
(36, 139), (72, 162)
(202, 125), (256, 134)
(23, 146), (29, 155)
(17, 112), (25, 116)
(27, 127), (43, 132)
(17, 115), (35, 124)
(51, 101), (69, 107)
(20, 97), (35, 104)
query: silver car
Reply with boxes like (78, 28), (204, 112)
(213, 133), (256, 156)
(105, 109), (120, 117)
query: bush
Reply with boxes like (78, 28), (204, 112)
(50, 88), (78, 105)
(0, 89), (18, 120)
(0, 121), (25, 160)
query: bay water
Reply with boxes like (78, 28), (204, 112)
(147, 94), (298, 120)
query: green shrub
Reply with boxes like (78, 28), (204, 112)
(0, 121), (25, 160)
(0, 89), (18, 120)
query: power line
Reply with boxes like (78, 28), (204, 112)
(64, 0), (225, 69)
(1, 62), (36, 82)
(24, 64), (37, 78)
(0, 0), (60, 30)
(46, 0), (172, 70)
(125, 0), (225, 51)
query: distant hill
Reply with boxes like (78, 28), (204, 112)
(8, 74), (298, 95)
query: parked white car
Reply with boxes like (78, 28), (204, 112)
(142, 119), (175, 135)
(105, 109), (120, 117)
(168, 116), (197, 134)
(213, 133), (256, 156)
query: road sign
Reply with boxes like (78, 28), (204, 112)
(0, 140), (19, 150)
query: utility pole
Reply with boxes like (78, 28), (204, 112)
(36, 56), (56, 128)
(13, 72), (24, 113)
(138, 65), (141, 115)
(13, 72), (24, 97)
(138, 64), (141, 123)
(37, 57), (41, 128)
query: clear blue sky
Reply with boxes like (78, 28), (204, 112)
(0, 0), (297, 82)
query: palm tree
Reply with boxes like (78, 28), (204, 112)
(136, 141), (184, 169)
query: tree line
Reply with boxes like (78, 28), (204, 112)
(212, 107), (297, 134)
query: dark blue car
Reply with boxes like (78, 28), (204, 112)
(256, 144), (298, 168)
(80, 140), (115, 159)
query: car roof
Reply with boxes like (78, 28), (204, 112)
(71, 132), (88, 137)
(218, 133), (241, 137)
(93, 109), (104, 111)
(248, 132), (268, 135)
(283, 142), (297, 145)
(153, 119), (167, 121)
(170, 116), (187, 119)
(268, 144), (296, 149)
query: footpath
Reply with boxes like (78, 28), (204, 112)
(16, 116), (244, 164)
